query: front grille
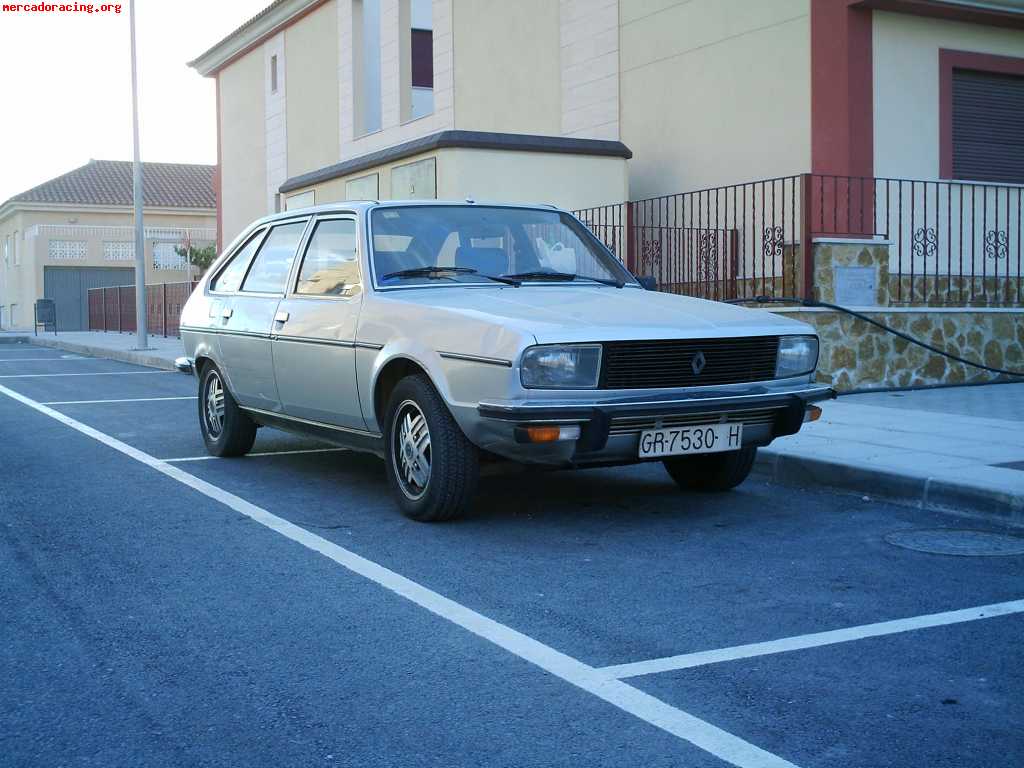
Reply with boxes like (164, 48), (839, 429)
(607, 408), (781, 437)
(599, 336), (780, 389)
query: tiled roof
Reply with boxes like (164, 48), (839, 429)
(5, 160), (216, 209)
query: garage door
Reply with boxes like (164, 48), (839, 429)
(43, 266), (134, 331)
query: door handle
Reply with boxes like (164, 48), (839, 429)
(274, 311), (289, 323)
(221, 307), (233, 319)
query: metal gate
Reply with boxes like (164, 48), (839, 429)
(43, 267), (134, 331)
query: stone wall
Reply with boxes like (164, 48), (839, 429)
(771, 308), (1023, 391)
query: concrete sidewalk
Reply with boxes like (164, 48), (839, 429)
(759, 384), (1024, 523)
(0, 330), (183, 370)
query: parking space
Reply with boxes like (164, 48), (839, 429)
(2, 343), (1022, 768)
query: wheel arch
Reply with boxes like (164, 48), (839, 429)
(372, 355), (437, 431)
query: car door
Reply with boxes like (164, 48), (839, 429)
(217, 218), (309, 412)
(271, 214), (367, 429)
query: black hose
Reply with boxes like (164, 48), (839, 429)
(724, 295), (1023, 378)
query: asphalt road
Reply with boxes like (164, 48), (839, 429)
(1, 342), (1022, 768)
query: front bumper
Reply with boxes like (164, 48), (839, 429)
(174, 356), (195, 375)
(474, 384), (835, 465)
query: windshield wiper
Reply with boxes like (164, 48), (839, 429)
(381, 266), (520, 286)
(502, 270), (624, 288)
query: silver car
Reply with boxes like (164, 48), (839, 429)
(179, 201), (832, 521)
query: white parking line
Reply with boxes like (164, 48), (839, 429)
(0, 381), (798, 768)
(0, 371), (173, 379)
(0, 357), (86, 362)
(43, 396), (198, 405)
(599, 599), (1024, 680)
(165, 447), (346, 462)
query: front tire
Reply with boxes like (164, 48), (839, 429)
(384, 375), (479, 522)
(663, 447), (757, 492)
(198, 362), (257, 457)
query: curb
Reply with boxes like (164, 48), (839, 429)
(26, 336), (179, 372)
(754, 450), (1024, 525)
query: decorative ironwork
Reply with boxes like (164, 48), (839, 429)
(640, 237), (662, 275)
(697, 231), (719, 283)
(912, 227), (938, 260)
(762, 226), (784, 259)
(985, 229), (1008, 260)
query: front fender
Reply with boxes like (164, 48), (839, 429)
(360, 339), (451, 434)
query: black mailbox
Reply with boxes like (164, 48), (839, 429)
(34, 299), (57, 336)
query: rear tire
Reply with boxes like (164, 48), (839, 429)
(663, 447), (757, 492)
(198, 362), (257, 458)
(384, 375), (479, 522)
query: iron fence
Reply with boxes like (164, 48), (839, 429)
(810, 175), (1022, 305)
(88, 281), (198, 337)
(576, 176), (805, 302)
(575, 174), (1022, 307)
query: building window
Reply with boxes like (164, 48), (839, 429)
(104, 241), (135, 261)
(12, 231), (19, 266)
(48, 240), (87, 260)
(941, 49), (1024, 184)
(270, 54), (279, 94)
(2, 236), (8, 266)
(153, 242), (186, 271)
(354, 0), (382, 136)
(404, 0), (433, 121)
(952, 69), (1024, 183)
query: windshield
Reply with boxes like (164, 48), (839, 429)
(369, 205), (634, 287)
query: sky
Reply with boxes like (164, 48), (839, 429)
(0, 0), (269, 203)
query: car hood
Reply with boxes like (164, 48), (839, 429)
(392, 286), (812, 343)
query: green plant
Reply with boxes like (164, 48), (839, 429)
(174, 243), (218, 275)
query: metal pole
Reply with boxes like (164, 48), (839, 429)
(129, 0), (148, 348)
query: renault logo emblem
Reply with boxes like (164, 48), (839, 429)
(691, 350), (706, 375)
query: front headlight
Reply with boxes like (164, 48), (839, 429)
(775, 335), (819, 378)
(521, 344), (602, 389)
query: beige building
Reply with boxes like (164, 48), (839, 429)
(0, 161), (217, 331)
(192, 0), (1023, 268)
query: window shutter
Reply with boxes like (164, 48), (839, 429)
(952, 68), (1024, 184)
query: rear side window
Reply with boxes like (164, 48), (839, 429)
(241, 221), (307, 293)
(296, 219), (359, 296)
(210, 230), (264, 293)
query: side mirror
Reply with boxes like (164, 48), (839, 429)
(637, 275), (657, 291)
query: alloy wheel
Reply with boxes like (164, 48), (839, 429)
(205, 371), (226, 439)
(393, 399), (431, 500)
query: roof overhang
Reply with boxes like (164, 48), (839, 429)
(851, 0), (1024, 29)
(0, 200), (216, 224)
(279, 130), (633, 195)
(188, 0), (323, 77)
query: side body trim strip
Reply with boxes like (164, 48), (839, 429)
(438, 351), (513, 368)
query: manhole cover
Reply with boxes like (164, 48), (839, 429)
(885, 529), (1024, 557)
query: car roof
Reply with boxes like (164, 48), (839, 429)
(251, 199), (563, 226)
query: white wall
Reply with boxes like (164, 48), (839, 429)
(873, 11), (1024, 181)
(264, 32), (288, 214)
(220, 47), (268, 245)
(619, 0), (811, 199)
(560, 0), (620, 141)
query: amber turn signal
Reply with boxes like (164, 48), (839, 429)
(521, 425), (583, 443)
(525, 426), (561, 443)
(804, 405), (822, 422)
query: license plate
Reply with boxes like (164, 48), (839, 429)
(638, 423), (743, 458)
